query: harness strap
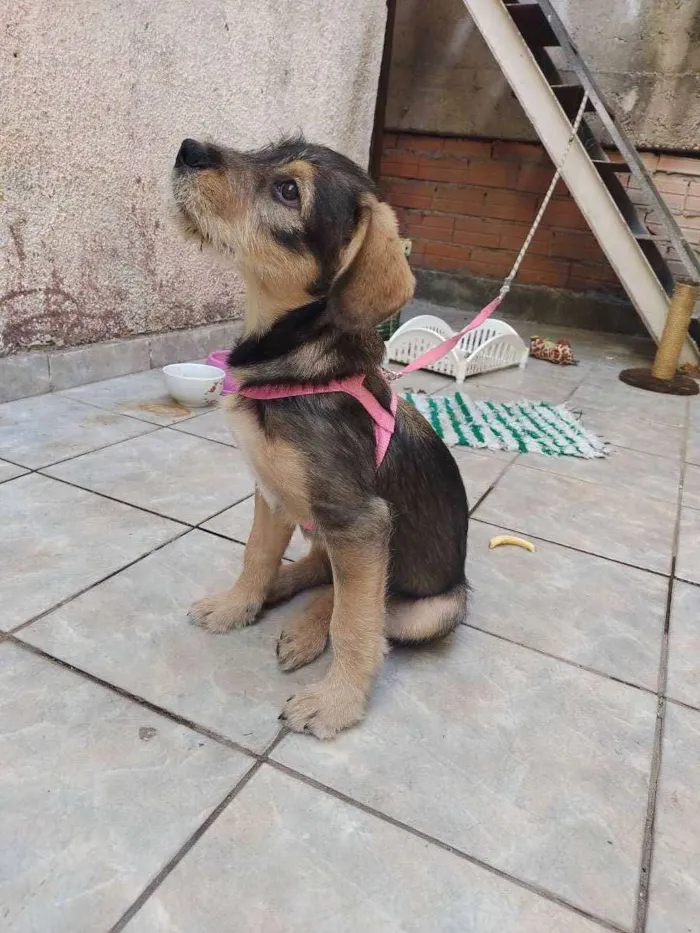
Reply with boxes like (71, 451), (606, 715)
(230, 373), (397, 467)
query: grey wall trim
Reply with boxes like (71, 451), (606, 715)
(0, 319), (244, 404)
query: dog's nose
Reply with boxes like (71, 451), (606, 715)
(176, 138), (220, 170)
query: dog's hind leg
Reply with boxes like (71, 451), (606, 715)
(266, 542), (332, 605)
(276, 585), (333, 671)
(386, 583), (468, 645)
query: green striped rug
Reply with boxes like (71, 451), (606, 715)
(403, 392), (607, 458)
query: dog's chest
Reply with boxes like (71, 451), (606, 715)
(223, 399), (310, 521)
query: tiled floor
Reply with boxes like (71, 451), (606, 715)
(1, 308), (699, 933)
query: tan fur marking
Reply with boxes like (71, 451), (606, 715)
(223, 397), (312, 526)
(189, 490), (293, 634)
(276, 585), (333, 671)
(239, 264), (316, 336)
(386, 585), (467, 643)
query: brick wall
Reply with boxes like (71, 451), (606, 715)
(380, 133), (700, 295)
(626, 154), (700, 281)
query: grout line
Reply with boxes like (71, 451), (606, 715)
(8, 482), (251, 639)
(460, 619), (657, 697)
(37, 455), (251, 533)
(665, 695), (700, 714)
(634, 692), (667, 933)
(634, 416), (692, 932)
(265, 759), (627, 933)
(9, 527), (194, 635)
(469, 517), (673, 580)
(192, 492), (254, 530)
(455, 376), (582, 513)
(107, 759), (264, 933)
(35, 470), (196, 527)
(108, 730), (288, 932)
(0, 470), (30, 486)
(197, 526), (249, 548)
(31, 423), (165, 470)
(9, 636), (261, 759)
(0, 451), (33, 468)
(169, 421), (240, 450)
(473, 451), (682, 509)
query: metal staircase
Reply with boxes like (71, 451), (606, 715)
(462, 0), (700, 365)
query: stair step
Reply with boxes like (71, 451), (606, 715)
(551, 84), (597, 119)
(591, 158), (630, 175)
(505, 2), (559, 48)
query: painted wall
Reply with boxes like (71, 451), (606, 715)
(386, 0), (700, 151)
(0, 0), (385, 353)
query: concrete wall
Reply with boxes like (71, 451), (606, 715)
(0, 0), (385, 354)
(386, 0), (700, 151)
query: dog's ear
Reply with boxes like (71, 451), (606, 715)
(332, 195), (415, 331)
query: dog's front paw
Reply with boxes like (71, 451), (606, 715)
(280, 679), (367, 739)
(188, 589), (261, 634)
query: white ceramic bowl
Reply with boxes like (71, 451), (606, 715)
(162, 363), (224, 408)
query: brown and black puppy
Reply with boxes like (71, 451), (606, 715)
(172, 136), (469, 739)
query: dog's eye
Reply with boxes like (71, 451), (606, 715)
(275, 180), (299, 205)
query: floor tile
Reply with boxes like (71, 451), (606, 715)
(507, 327), (655, 368)
(21, 531), (329, 752)
(387, 365), (452, 395)
(171, 407), (237, 445)
(435, 377), (572, 405)
(274, 626), (656, 928)
(688, 430), (700, 466)
(463, 358), (589, 391)
(44, 429), (255, 524)
(676, 508), (700, 585)
(468, 521), (666, 689)
(125, 765), (602, 933)
(683, 463), (700, 510)
(61, 369), (208, 426)
(0, 459), (28, 483)
(578, 405), (685, 460)
(569, 378), (689, 427)
(687, 408), (699, 464)
(201, 495), (309, 560)
(0, 474), (181, 631)
(451, 448), (513, 507)
(0, 642), (251, 933)
(0, 393), (155, 469)
(667, 581), (700, 710)
(474, 463), (677, 573)
(647, 703), (700, 933)
(521, 444), (682, 504)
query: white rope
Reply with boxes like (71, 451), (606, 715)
(498, 91), (590, 300)
(383, 93), (591, 384)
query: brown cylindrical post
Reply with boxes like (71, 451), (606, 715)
(619, 277), (700, 395)
(651, 279), (699, 380)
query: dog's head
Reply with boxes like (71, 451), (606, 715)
(172, 136), (414, 331)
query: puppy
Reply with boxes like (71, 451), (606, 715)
(172, 136), (469, 738)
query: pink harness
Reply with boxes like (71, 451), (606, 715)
(231, 373), (398, 467)
(223, 296), (503, 527)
